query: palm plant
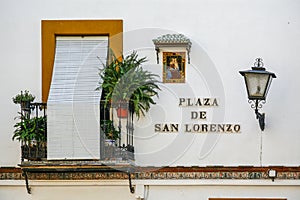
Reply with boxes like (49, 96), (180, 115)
(12, 114), (47, 144)
(97, 51), (160, 118)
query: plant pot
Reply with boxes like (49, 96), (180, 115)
(116, 107), (128, 118)
(105, 139), (116, 146)
(21, 143), (47, 161)
(21, 101), (31, 112)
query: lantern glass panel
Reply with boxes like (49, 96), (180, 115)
(244, 73), (270, 99)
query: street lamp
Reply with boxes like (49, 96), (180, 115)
(239, 58), (277, 131)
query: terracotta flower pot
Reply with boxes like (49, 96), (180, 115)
(116, 107), (128, 118)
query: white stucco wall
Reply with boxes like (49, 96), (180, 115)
(0, 180), (134, 200)
(1, 0), (300, 167)
(1, 180), (300, 200)
(1, 0), (300, 199)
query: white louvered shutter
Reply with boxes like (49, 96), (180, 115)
(47, 36), (108, 160)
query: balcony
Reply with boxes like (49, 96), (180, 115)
(16, 101), (134, 163)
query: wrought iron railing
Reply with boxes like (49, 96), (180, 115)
(100, 100), (134, 161)
(19, 102), (47, 161)
(19, 101), (134, 162)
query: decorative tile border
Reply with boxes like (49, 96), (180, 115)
(1, 166), (300, 180)
(0, 172), (23, 180)
(136, 171), (272, 180)
(135, 166), (300, 180)
(0, 168), (23, 180)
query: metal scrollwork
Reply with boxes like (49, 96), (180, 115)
(248, 99), (266, 110)
(254, 58), (264, 68)
(258, 100), (266, 109)
(248, 99), (266, 131)
(248, 100), (256, 109)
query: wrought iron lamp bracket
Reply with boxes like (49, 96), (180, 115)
(248, 99), (266, 131)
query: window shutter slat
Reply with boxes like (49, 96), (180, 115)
(47, 36), (108, 160)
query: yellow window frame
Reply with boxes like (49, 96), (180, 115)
(41, 20), (123, 102)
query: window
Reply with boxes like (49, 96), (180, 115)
(42, 20), (123, 102)
(47, 36), (108, 159)
(42, 20), (123, 159)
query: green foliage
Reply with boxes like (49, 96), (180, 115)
(12, 90), (35, 104)
(97, 51), (161, 118)
(12, 114), (47, 143)
(100, 119), (120, 140)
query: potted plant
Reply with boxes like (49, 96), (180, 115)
(12, 114), (47, 160)
(100, 119), (120, 145)
(100, 119), (121, 159)
(12, 90), (35, 111)
(97, 51), (160, 119)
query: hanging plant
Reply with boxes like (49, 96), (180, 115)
(97, 51), (160, 119)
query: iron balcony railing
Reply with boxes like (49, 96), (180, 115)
(100, 100), (134, 161)
(19, 102), (47, 161)
(19, 101), (134, 162)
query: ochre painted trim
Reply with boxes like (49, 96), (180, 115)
(0, 167), (22, 173)
(41, 20), (123, 102)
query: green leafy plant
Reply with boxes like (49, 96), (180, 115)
(100, 119), (120, 141)
(12, 114), (47, 143)
(97, 51), (160, 118)
(12, 90), (35, 104)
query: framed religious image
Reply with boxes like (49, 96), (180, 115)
(163, 52), (186, 83)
